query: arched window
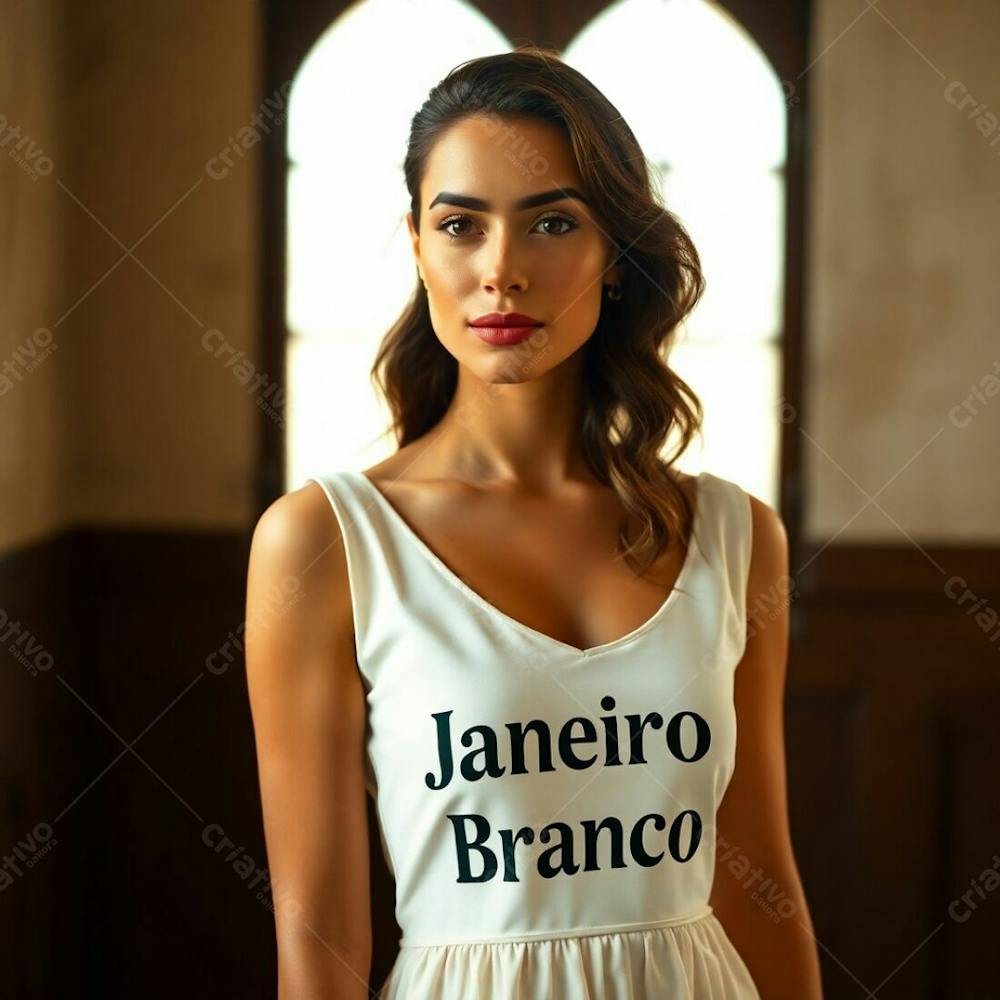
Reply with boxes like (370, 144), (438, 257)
(282, 0), (788, 507)
(284, 0), (509, 482)
(563, 0), (787, 502)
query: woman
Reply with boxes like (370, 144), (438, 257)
(246, 46), (823, 999)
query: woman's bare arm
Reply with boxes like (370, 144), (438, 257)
(709, 495), (824, 999)
(245, 484), (373, 1000)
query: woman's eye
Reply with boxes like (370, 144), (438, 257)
(439, 216), (476, 239)
(535, 214), (577, 236)
(437, 213), (578, 241)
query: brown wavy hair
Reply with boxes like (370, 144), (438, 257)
(371, 44), (706, 578)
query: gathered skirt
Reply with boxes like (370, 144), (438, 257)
(378, 908), (761, 999)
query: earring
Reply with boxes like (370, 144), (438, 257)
(606, 281), (623, 302)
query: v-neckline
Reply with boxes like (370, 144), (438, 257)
(349, 469), (708, 659)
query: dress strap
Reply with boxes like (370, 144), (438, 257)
(698, 473), (754, 644)
(305, 471), (384, 673)
(307, 469), (454, 676)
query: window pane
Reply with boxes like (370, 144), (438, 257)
(289, 0), (509, 167)
(286, 333), (394, 479)
(669, 338), (782, 502)
(563, 0), (786, 170)
(286, 160), (414, 340)
(659, 165), (785, 341)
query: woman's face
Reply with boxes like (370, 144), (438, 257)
(407, 114), (622, 383)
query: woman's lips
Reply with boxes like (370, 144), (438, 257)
(470, 311), (542, 327)
(468, 313), (544, 346)
(469, 324), (544, 346)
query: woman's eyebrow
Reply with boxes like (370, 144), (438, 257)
(428, 187), (589, 212)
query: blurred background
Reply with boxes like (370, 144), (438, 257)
(2, 0), (998, 996)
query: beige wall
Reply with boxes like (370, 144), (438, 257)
(62, 0), (261, 531)
(1, 0), (260, 554)
(805, 0), (1000, 541)
(1, 0), (67, 552)
(2, 0), (997, 554)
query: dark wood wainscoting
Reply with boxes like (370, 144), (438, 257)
(788, 544), (1000, 998)
(2, 532), (998, 997)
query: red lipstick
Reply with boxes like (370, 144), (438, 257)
(468, 312), (544, 346)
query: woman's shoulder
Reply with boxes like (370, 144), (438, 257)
(746, 488), (788, 587)
(248, 480), (355, 638)
(255, 477), (349, 556)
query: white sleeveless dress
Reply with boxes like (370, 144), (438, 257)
(307, 469), (761, 999)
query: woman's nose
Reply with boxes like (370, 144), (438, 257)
(480, 231), (528, 294)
